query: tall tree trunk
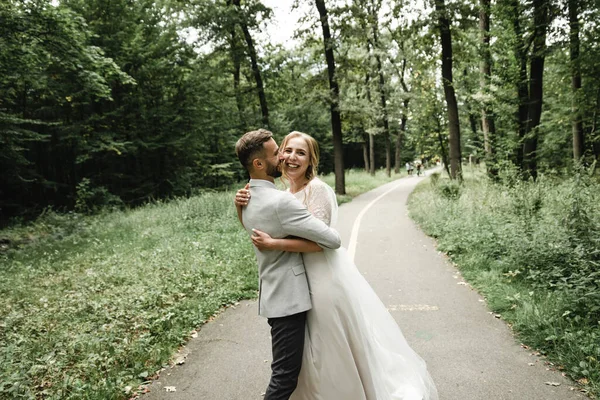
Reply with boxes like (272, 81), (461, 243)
(395, 107), (408, 174)
(469, 111), (479, 139)
(315, 0), (345, 194)
(368, 4), (391, 177)
(592, 88), (600, 160)
(479, 0), (498, 177)
(360, 75), (371, 173)
(436, 117), (451, 177)
(522, 0), (549, 179)
(232, 47), (242, 112)
(394, 132), (402, 174)
(435, 0), (462, 181)
(233, 0), (269, 128)
(365, 71), (376, 176)
(362, 137), (370, 172)
(569, 0), (584, 161)
(357, 85), (371, 172)
(369, 133), (375, 175)
(394, 57), (410, 174)
(510, 0), (528, 168)
(376, 53), (391, 177)
(226, 3), (245, 128)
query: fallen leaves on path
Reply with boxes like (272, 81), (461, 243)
(173, 354), (186, 365)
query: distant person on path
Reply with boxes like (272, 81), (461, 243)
(235, 131), (438, 400)
(234, 129), (342, 400)
(416, 162), (422, 176)
(406, 162), (412, 175)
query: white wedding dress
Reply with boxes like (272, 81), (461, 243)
(289, 178), (438, 400)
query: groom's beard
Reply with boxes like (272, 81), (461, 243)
(267, 161), (282, 178)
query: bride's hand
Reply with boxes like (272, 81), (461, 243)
(234, 183), (250, 206)
(251, 229), (276, 250)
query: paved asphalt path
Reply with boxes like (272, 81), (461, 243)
(142, 172), (587, 400)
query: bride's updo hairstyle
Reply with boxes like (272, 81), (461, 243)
(281, 131), (320, 182)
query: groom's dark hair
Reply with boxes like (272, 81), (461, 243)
(235, 129), (274, 170)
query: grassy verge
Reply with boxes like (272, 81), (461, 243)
(407, 166), (599, 398)
(0, 169), (403, 399)
(321, 168), (405, 204)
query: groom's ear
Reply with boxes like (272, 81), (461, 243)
(251, 158), (263, 171)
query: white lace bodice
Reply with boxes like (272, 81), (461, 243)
(292, 178), (338, 227)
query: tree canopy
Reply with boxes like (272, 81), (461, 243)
(1, 0), (599, 223)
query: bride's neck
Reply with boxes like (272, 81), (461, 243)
(289, 176), (310, 193)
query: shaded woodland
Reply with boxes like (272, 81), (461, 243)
(2, 0), (599, 222)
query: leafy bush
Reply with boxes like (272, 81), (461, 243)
(429, 171), (441, 186)
(75, 178), (124, 214)
(437, 180), (461, 200)
(408, 167), (600, 397)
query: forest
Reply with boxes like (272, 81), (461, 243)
(2, 1), (600, 398)
(2, 0), (598, 224)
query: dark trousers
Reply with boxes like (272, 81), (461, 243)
(264, 311), (307, 400)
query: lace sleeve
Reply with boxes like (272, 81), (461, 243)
(305, 179), (337, 227)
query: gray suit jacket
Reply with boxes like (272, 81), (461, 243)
(242, 179), (341, 318)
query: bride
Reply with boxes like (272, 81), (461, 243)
(235, 131), (438, 400)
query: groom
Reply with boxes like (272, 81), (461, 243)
(235, 129), (341, 400)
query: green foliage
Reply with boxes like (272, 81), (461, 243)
(75, 178), (124, 214)
(429, 171), (441, 186)
(437, 180), (461, 200)
(0, 170), (391, 399)
(2, 0), (600, 224)
(0, 0), (130, 220)
(409, 166), (600, 396)
(0, 191), (256, 399)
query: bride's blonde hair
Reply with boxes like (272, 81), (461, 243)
(280, 131), (320, 182)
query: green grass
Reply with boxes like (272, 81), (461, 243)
(321, 168), (406, 204)
(0, 194), (256, 399)
(408, 165), (600, 398)
(0, 169), (403, 399)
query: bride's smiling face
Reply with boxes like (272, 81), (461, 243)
(282, 137), (311, 180)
